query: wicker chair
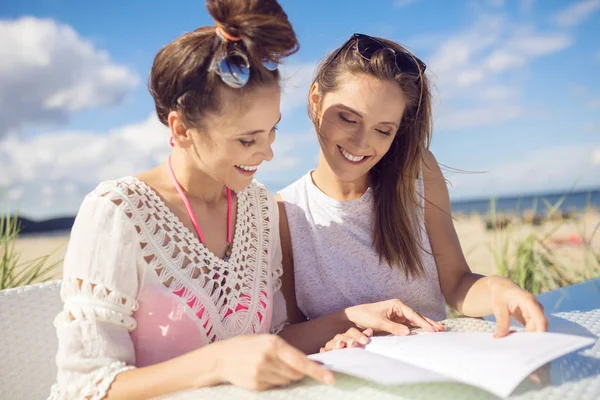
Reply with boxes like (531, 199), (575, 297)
(0, 280), (62, 400)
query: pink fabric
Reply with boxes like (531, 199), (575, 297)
(130, 278), (271, 368)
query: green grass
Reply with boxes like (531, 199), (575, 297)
(487, 196), (600, 296)
(446, 194), (599, 318)
(0, 209), (61, 290)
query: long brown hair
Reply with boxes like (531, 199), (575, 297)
(149, 0), (299, 128)
(310, 36), (433, 279)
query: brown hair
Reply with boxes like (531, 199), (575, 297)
(310, 36), (432, 279)
(149, 0), (299, 128)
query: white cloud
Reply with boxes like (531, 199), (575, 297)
(583, 123), (600, 133)
(1, 111), (317, 218)
(436, 104), (524, 131)
(589, 99), (600, 109)
(279, 63), (316, 114)
(484, 51), (526, 72)
(554, 0), (600, 27)
(394, 0), (421, 8)
(480, 86), (518, 101)
(0, 17), (138, 138)
(593, 148), (600, 165)
(8, 188), (24, 203)
(0, 115), (169, 188)
(424, 14), (572, 130)
(428, 17), (571, 89)
(448, 145), (600, 199)
(569, 84), (589, 97)
(519, 0), (535, 13)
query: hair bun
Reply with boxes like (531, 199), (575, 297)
(206, 0), (299, 64)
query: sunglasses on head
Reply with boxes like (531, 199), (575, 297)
(209, 49), (278, 89)
(326, 33), (426, 83)
(173, 49), (278, 106)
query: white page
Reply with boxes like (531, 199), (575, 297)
(308, 347), (451, 385)
(363, 332), (595, 398)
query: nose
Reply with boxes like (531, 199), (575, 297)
(350, 128), (369, 149)
(259, 141), (274, 162)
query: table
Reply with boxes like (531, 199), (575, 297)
(158, 308), (600, 400)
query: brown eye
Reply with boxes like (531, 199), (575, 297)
(239, 139), (255, 147)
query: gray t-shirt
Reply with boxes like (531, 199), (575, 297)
(279, 171), (446, 321)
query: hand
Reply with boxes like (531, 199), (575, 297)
(320, 328), (374, 353)
(489, 277), (548, 338)
(216, 334), (335, 391)
(344, 299), (445, 336)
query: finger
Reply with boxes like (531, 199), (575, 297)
(325, 339), (345, 351)
(344, 327), (371, 346)
(324, 334), (348, 351)
(423, 316), (446, 332)
(521, 299), (548, 333)
(376, 319), (411, 336)
(278, 342), (335, 385)
(398, 304), (436, 332)
(257, 367), (297, 388)
(362, 328), (374, 337)
(493, 304), (511, 338)
(269, 358), (305, 383)
(510, 305), (528, 328)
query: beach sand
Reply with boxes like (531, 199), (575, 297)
(12, 209), (600, 283)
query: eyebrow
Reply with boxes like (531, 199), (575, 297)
(337, 104), (399, 128)
(238, 114), (282, 136)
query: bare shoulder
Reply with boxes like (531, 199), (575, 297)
(421, 150), (451, 213)
(135, 165), (167, 192)
(422, 150), (444, 182)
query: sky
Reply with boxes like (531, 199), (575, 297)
(0, 0), (599, 219)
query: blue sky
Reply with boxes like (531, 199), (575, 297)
(0, 0), (599, 218)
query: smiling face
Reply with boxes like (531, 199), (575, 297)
(311, 71), (408, 183)
(182, 83), (281, 191)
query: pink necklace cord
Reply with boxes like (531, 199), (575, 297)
(166, 154), (233, 247)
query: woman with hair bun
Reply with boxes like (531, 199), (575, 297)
(48, 1), (335, 398)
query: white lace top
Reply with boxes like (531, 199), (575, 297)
(49, 177), (287, 400)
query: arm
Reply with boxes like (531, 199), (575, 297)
(273, 195), (438, 354)
(271, 194), (352, 353)
(54, 192), (332, 399)
(52, 194), (222, 400)
(422, 151), (547, 335)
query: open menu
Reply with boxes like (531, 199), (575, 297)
(308, 331), (595, 398)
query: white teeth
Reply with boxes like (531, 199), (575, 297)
(236, 164), (259, 171)
(340, 147), (366, 163)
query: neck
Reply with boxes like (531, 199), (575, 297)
(168, 150), (226, 206)
(312, 151), (369, 201)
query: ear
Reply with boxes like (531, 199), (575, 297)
(309, 83), (320, 113)
(167, 111), (192, 147)
(308, 82), (322, 120)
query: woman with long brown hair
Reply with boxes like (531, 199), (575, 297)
(278, 33), (548, 351)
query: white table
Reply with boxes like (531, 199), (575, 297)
(157, 308), (600, 400)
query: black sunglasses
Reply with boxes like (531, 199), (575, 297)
(326, 33), (426, 82)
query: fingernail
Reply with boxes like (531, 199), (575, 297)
(359, 336), (369, 345)
(335, 340), (343, 348)
(347, 339), (355, 347)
